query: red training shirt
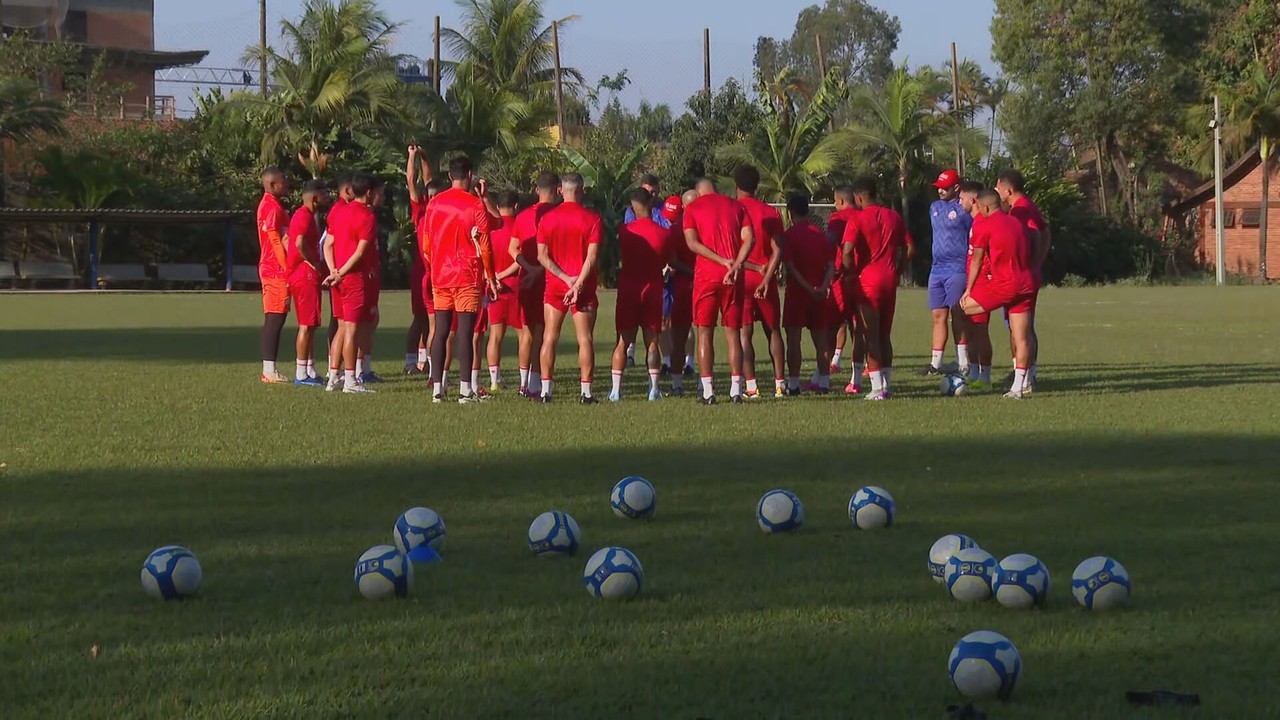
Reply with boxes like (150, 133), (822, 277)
(618, 217), (672, 286)
(967, 212), (991, 278)
(682, 194), (750, 285)
(537, 201), (603, 293)
(491, 215), (520, 292)
(972, 210), (1034, 293)
(737, 195), (785, 270)
(783, 219), (833, 289)
(827, 206), (860, 276)
(843, 205), (907, 282)
(513, 201), (555, 274)
(286, 205), (319, 276)
(423, 187), (492, 289)
(256, 192), (289, 281)
(334, 201), (378, 276)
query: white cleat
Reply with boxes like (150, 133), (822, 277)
(864, 391), (890, 401)
(325, 377), (344, 392)
(608, 390), (622, 403)
(647, 388), (662, 402)
(1003, 390), (1024, 400)
(343, 382), (375, 394)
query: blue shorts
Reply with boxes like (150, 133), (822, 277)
(662, 276), (674, 317)
(928, 271), (967, 310)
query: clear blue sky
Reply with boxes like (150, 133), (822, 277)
(156, 0), (996, 115)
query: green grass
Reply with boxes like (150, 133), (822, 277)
(3, 287), (1280, 718)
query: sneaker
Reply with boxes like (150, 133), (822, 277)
(744, 389), (761, 400)
(774, 387), (786, 398)
(699, 395), (717, 406)
(958, 364), (971, 377)
(864, 391), (889, 401)
(294, 376), (325, 388)
(458, 393), (483, 404)
(647, 387), (663, 402)
(343, 382), (375, 394)
(829, 362), (842, 374)
(476, 387), (492, 401)
(540, 395), (553, 404)
(919, 365), (942, 377)
(360, 371), (385, 384)
(580, 395), (598, 405)
(261, 372), (290, 384)
(403, 365), (425, 376)
(730, 394), (745, 405)
(521, 386), (541, 399)
(844, 383), (861, 395)
(683, 365), (696, 379)
(1003, 390), (1024, 400)
(669, 385), (685, 397)
(608, 390), (622, 403)
(432, 393), (445, 404)
(325, 377), (344, 392)
(660, 363), (671, 378)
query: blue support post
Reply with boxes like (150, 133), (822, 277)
(88, 217), (101, 289)
(224, 219), (234, 292)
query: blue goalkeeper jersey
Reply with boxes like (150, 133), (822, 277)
(930, 199), (972, 274)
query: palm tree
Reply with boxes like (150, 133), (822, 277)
(715, 67), (851, 202)
(844, 64), (987, 226)
(441, 0), (585, 97)
(420, 70), (551, 161)
(238, 0), (406, 169)
(982, 78), (1010, 163)
(1222, 60), (1280, 281)
(0, 77), (66, 143)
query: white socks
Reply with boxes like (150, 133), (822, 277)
(831, 348), (843, 366)
(870, 370), (884, 395)
(745, 378), (759, 394)
(930, 349), (944, 368)
(611, 370), (623, 395)
(730, 375), (742, 397)
(295, 361), (308, 381)
(489, 365), (500, 386)
(957, 343), (969, 369)
(700, 376), (714, 399)
(648, 370), (660, 392)
(433, 381), (443, 397)
(541, 378), (552, 397)
(263, 361), (277, 376)
(519, 367), (530, 390)
(774, 377), (785, 392)
(1012, 367), (1028, 394)
(344, 369), (357, 385)
(460, 381), (472, 397)
(471, 369), (480, 388)
(418, 347), (428, 365)
(580, 381), (592, 398)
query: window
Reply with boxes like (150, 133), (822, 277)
(1210, 208), (1236, 228)
(62, 11), (89, 43)
(1240, 207), (1262, 228)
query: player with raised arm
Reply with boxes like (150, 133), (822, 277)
(923, 169), (973, 377)
(958, 190), (1037, 399)
(422, 155), (499, 404)
(997, 168), (1050, 392)
(734, 165), (787, 399)
(486, 190), (522, 392)
(537, 173), (603, 403)
(842, 177), (912, 401)
(684, 179), (755, 404)
(781, 194), (836, 395)
(256, 167), (292, 383)
(324, 173), (383, 395)
(286, 179), (329, 387)
(404, 145), (433, 376)
(827, 185), (865, 394)
(610, 188), (671, 402)
(511, 172), (558, 398)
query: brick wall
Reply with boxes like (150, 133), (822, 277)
(1197, 160), (1280, 280)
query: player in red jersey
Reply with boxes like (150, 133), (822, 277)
(511, 172), (557, 397)
(781, 194), (837, 395)
(486, 190), (522, 392)
(959, 190), (1037, 399)
(664, 190), (697, 396)
(286, 179), (330, 387)
(404, 145), (434, 376)
(956, 181), (994, 389)
(684, 180), (755, 404)
(256, 167), (292, 383)
(997, 168), (1050, 392)
(321, 174), (354, 388)
(842, 177), (913, 400)
(537, 173), (603, 403)
(826, 185), (866, 393)
(733, 165), (786, 399)
(610, 188), (673, 402)
(422, 155), (498, 404)
(323, 173), (383, 394)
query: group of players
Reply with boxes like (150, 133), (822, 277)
(253, 150), (1048, 403)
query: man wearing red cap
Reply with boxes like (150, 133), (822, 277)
(924, 169), (973, 376)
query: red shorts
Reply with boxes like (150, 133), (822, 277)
(971, 278), (1036, 317)
(616, 277), (664, 332)
(853, 276), (897, 337)
(262, 276), (290, 315)
(519, 278), (546, 327)
(410, 264), (432, 317)
(831, 276), (856, 325)
(669, 277), (694, 327)
(742, 271), (781, 328)
(783, 288), (837, 330)
(337, 275), (377, 323)
(488, 287), (523, 329)
(288, 267), (322, 327)
(693, 279), (744, 329)
(328, 283), (341, 320)
(545, 280), (599, 315)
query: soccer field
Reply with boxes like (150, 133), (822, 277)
(3, 286), (1280, 718)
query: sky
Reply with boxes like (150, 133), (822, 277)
(155, 0), (997, 116)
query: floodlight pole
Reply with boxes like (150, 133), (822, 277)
(1214, 95), (1225, 286)
(552, 21), (564, 145)
(259, 0), (268, 96)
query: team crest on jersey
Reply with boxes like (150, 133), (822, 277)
(948, 210), (958, 220)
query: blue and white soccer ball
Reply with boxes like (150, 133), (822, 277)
(929, 534), (979, 583)
(757, 489), (805, 533)
(527, 510), (581, 557)
(611, 476), (656, 519)
(354, 544), (413, 600)
(941, 373), (969, 397)
(949, 631), (1022, 700)
(141, 545), (202, 600)
(582, 546), (644, 600)
(945, 547), (997, 602)
(848, 486), (895, 529)
(994, 554), (1051, 609)
(393, 507), (446, 555)
(1072, 556), (1131, 610)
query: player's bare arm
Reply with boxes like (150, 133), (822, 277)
(785, 259), (817, 297)
(336, 239), (369, 280)
(684, 228), (731, 269)
(296, 230), (319, 271)
(1034, 226), (1051, 269)
(322, 231), (338, 285)
(757, 229), (785, 298)
(732, 226), (756, 284)
(537, 242), (572, 287)
(961, 247), (986, 307)
(406, 146), (420, 204)
(819, 260), (836, 298)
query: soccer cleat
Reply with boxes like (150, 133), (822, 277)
(958, 364), (971, 377)
(325, 377), (344, 392)
(845, 382), (861, 395)
(669, 385), (685, 397)
(775, 387), (786, 398)
(361, 371), (386, 384)
(647, 387), (663, 402)
(744, 389), (761, 400)
(683, 365), (696, 379)
(520, 386), (541, 399)
(294, 376), (325, 388)
(660, 363), (671, 378)
(1003, 390), (1024, 400)
(261, 372), (290, 384)
(699, 395), (717, 406)
(730, 394), (745, 405)
(458, 393), (486, 404)
(540, 394), (553, 404)
(829, 362), (842, 374)
(785, 387), (803, 397)
(580, 395), (598, 405)
(343, 382), (375, 394)
(432, 393), (445, 404)
(919, 365), (942, 377)
(608, 390), (622, 403)
(403, 365), (425, 376)
(864, 390), (889, 401)
(476, 387), (492, 401)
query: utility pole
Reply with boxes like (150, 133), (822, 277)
(1213, 95), (1226, 286)
(950, 42), (962, 170)
(433, 16), (442, 94)
(703, 29), (711, 96)
(259, 0), (268, 96)
(552, 21), (564, 145)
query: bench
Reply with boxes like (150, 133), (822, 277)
(96, 263), (150, 288)
(18, 261), (79, 288)
(0, 261), (16, 289)
(231, 265), (261, 287)
(157, 263), (214, 289)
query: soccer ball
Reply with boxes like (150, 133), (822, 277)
(582, 546), (644, 600)
(527, 511), (581, 557)
(945, 547), (997, 602)
(141, 545), (202, 600)
(848, 486), (895, 529)
(941, 373), (969, 397)
(610, 476), (656, 519)
(393, 507), (446, 555)
(929, 534), (979, 583)
(949, 631), (1022, 700)
(1072, 556), (1131, 610)
(354, 545), (413, 600)
(994, 554), (1051, 609)
(757, 489), (804, 533)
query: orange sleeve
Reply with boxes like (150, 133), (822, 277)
(475, 203), (494, 279)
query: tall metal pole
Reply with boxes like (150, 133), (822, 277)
(703, 29), (712, 96)
(950, 42), (962, 170)
(259, 0), (268, 96)
(433, 16), (442, 93)
(1214, 95), (1226, 286)
(552, 21), (564, 145)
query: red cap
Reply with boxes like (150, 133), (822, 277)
(661, 195), (682, 222)
(932, 169), (961, 189)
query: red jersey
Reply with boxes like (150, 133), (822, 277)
(423, 188), (492, 289)
(843, 205), (907, 280)
(537, 201), (602, 291)
(618, 217), (672, 285)
(669, 221), (696, 280)
(410, 197), (429, 274)
(783, 220), (833, 288)
(967, 212), (991, 277)
(827, 206), (860, 274)
(737, 195), (784, 269)
(682, 194), (750, 284)
(513, 201), (555, 272)
(256, 192), (289, 280)
(285, 205), (319, 275)
(492, 215), (520, 292)
(1008, 195), (1046, 269)
(334, 201), (377, 274)
(973, 210), (1034, 292)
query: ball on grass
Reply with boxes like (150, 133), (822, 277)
(848, 486), (895, 529)
(929, 534), (978, 583)
(354, 545), (413, 600)
(393, 507), (446, 556)
(941, 373), (969, 397)
(527, 511), (580, 557)
(994, 553), (1050, 609)
(582, 547), (643, 600)
(141, 545), (202, 600)
(610, 476), (656, 518)
(757, 489), (804, 533)
(945, 547), (997, 602)
(1072, 556), (1130, 610)
(949, 631), (1022, 700)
